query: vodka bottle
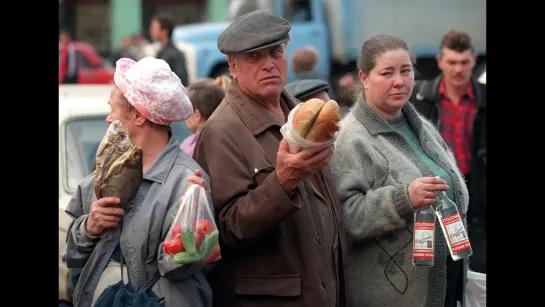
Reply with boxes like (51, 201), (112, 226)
(435, 191), (473, 261)
(412, 205), (436, 267)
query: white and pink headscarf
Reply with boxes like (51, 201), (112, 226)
(114, 57), (193, 125)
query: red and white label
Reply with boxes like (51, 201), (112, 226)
(441, 213), (471, 252)
(412, 221), (435, 258)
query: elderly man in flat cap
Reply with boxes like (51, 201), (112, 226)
(193, 10), (347, 307)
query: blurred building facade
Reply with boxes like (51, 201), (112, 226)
(59, 0), (209, 56)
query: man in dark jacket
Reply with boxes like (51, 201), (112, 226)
(410, 29), (486, 307)
(149, 13), (189, 85)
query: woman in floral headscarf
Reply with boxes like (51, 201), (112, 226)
(64, 57), (214, 307)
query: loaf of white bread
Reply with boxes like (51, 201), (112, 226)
(289, 98), (341, 153)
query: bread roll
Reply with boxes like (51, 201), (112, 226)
(305, 100), (341, 143)
(291, 98), (325, 138)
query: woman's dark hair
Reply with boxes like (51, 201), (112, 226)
(357, 34), (410, 74)
(187, 79), (225, 119)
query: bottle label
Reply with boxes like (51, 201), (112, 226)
(413, 221), (435, 258)
(441, 213), (471, 252)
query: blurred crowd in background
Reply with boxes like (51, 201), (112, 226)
(59, 1), (487, 307)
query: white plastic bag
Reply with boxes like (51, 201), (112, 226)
(464, 270), (486, 307)
(280, 103), (339, 153)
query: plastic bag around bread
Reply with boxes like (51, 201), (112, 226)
(280, 103), (339, 154)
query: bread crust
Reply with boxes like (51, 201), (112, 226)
(291, 98), (325, 137)
(305, 99), (341, 143)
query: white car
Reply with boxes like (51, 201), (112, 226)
(58, 85), (192, 302)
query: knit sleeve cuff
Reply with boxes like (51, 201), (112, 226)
(393, 184), (415, 217)
(79, 215), (101, 243)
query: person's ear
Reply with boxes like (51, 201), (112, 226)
(358, 70), (369, 89)
(134, 110), (147, 126)
(436, 52), (443, 70)
(227, 56), (238, 79)
(195, 109), (206, 123)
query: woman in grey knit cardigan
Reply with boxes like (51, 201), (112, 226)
(329, 34), (469, 307)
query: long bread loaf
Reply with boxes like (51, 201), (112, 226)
(291, 98), (325, 138)
(305, 99), (341, 143)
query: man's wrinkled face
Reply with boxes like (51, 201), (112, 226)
(437, 48), (476, 88)
(228, 44), (288, 99)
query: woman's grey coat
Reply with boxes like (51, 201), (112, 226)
(329, 98), (469, 307)
(65, 137), (213, 307)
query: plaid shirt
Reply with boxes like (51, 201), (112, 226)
(438, 78), (475, 175)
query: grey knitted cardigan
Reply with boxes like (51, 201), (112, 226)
(329, 97), (469, 307)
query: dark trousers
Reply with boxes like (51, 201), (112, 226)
(443, 173), (470, 307)
(444, 256), (464, 307)
(63, 74), (78, 84)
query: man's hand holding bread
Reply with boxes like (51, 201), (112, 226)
(276, 98), (341, 194)
(289, 98), (341, 152)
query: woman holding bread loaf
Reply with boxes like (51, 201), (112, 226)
(329, 34), (469, 307)
(64, 57), (213, 307)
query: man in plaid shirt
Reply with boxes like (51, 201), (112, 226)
(410, 30), (487, 307)
(411, 30), (482, 178)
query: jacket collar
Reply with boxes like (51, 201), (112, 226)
(157, 40), (174, 56)
(351, 94), (425, 136)
(415, 73), (486, 109)
(225, 79), (300, 136)
(438, 77), (475, 101)
(143, 136), (180, 183)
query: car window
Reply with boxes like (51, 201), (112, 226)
(283, 0), (311, 22)
(63, 117), (192, 193)
(64, 117), (109, 192)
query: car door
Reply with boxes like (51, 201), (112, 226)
(75, 50), (95, 84)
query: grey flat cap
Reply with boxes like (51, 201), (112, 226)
(285, 79), (330, 100)
(217, 10), (291, 55)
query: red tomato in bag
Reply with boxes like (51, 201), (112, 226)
(203, 243), (221, 264)
(171, 224), (182, 237)
(163, 236), (184, 255)
(194, 219), (213, 234)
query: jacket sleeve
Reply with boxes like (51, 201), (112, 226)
(165, 50), (189, 86)
(157, 168), (214, 281)
(64, 176), (101, 268)
(193, 127), (303, 250)
(329, 134), (414, 242)
(175, 52), (189, 86)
